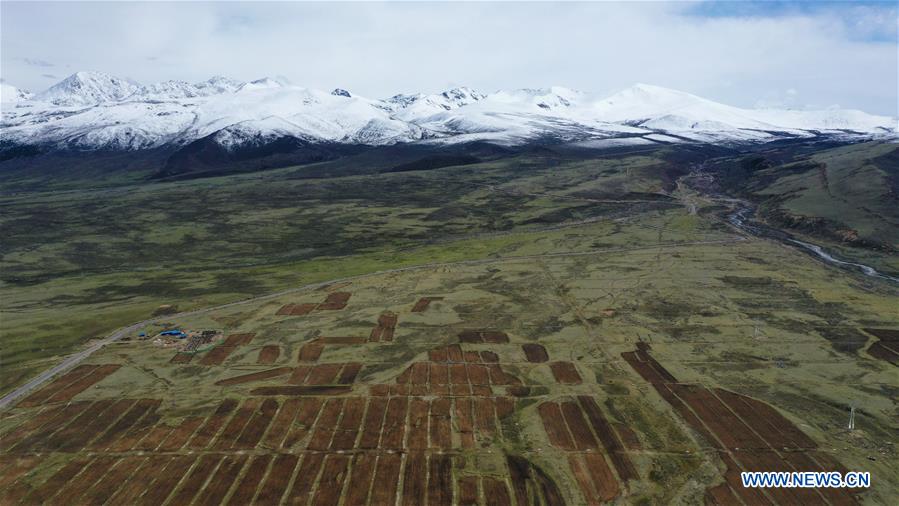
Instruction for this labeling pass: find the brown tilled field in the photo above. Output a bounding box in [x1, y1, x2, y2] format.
[369, 312, 398, 342]
[412, 296, 444, 313]
[1, 290, 615, 505]
[17, 365, 120, 408]
[862, 328, 899, 364]
[257, 345, 281, 365]
[0, 337, 872, 505]
[276, 292, 353, 316]
[2, 254, 893, 506]
[623, 343, 863, 505]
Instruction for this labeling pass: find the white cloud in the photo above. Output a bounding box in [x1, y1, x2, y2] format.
[0, 1, 895, 115]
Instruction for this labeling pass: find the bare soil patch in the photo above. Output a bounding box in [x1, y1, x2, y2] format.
[257, 345, 280, 364]
[549, 361, 582, 384]
[522, 343, 549, 362]
[411, 296, 444, 312]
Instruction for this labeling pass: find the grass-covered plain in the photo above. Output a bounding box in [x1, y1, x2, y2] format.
[2, 202, 896, 503]
[1, 148, 677, 394]
[1, 140, 897, 503]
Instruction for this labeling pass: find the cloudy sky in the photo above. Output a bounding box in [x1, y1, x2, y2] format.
[1, 1, 896, 115]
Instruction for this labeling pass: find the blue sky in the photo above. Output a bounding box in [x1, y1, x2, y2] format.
[1, 1, 896, 115]
[684, 0, 897, 42]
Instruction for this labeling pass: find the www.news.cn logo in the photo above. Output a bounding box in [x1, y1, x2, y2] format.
[741, 471, 871, 489]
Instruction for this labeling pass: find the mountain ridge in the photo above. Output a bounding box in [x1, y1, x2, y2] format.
[2, 71, 895, 154]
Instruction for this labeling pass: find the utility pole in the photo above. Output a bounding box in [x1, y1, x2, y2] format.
[752, 323, 764, 339]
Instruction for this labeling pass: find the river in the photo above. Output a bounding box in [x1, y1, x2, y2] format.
[728, 207, 899, 284]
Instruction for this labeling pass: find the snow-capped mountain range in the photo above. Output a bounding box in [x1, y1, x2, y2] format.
[1, 71, 895, 152]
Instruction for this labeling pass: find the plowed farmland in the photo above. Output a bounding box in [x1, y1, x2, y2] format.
[2, 205, 897, 504]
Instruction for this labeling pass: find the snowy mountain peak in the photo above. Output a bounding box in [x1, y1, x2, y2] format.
[194, 76, 243, 95]
[387, 87, 484, 119]
[386, 93, 425, 107]
[36, 71, 142, 106]
[599, 83, 698, 104]
[139, 80, 200, 100]
[627, 82, 683, 94]
[238, 77, 290, 92]
[440, 87, 485, 103]
[591, 83, 729, 123]
[484, 86, 582, 112]
[0, 82, 32, 104]
[515, 86, 580, 97]
[2, 76, 894, 152]
[536, 86, 581, 108]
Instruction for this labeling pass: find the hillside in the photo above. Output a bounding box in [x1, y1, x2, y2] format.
[713, 141, 899, 273]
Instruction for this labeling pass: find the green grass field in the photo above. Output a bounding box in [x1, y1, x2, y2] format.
[1, 141, 897, 503]
[1, 149, 679, 394]
[2, 200, 895, 503]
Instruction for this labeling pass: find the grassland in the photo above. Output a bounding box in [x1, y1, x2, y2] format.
[1, 141, 897, 504]
[0, 148, 674, 395]
[1, 200, 896, 503]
